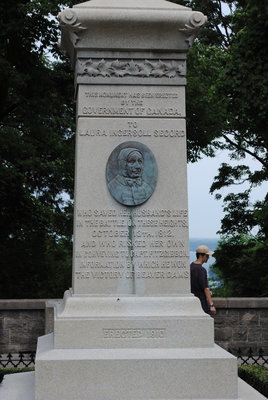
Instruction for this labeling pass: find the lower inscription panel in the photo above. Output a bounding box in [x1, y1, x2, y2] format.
[74, 208, 189, 295]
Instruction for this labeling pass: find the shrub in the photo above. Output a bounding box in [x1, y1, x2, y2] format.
[238, 365, 268, 398]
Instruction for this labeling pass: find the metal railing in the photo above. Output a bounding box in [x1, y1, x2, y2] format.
[229, 348, 268, 367]
[0, 351, 36, 368]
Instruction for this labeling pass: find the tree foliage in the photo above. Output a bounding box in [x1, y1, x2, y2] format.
[0, 0, 75, 298]
[174, 0, 268, 238]
[208, 0, 268, 240]
[211, 235, 268, 297]
[173, 0, 268, 296]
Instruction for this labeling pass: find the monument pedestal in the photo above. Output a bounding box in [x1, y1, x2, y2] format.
[52, 290, 214, 349]
[36, 333, 237, 400]
[35, 291, 238, 400]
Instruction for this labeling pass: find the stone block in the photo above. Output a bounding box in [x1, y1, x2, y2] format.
[225, 313, 240, 325]
[2, 372, 268, 400]
[0, 299, 46, 310]
[233, 341, 259, 354]
[259, 345, 268, 354]
[18, 310, 44, 326]
[240, 312, 259, 326]
[35, 334, 238, 400]
[215, 308, 228, 316]
[259, 309, 268, 318]
[262, 330, 268, 342]
[54, 293, 214, 349]
[214, 298, 229, 308]
[227, 309, 240, 318]
[223, 298, 267, 309]
[45, 302, 56, 334]
[28, 319, 44, 333]
[215, 312, 240, 327]
[0, 309, 45, 353]
[248, 327, 262, 342]
[3, 314, 28, 330]
[0, 329, 9, 346]
[259, 315, 268, 326]
[215, 327, 233, 341]
[214, 315, 227, 327]
[233, 326, 248, 341]
[226, 343, 239, 354]
[55, 315, 214, 349]
[10, 331, 36, 347]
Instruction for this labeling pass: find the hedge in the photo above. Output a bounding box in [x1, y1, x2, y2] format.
[238, 365, 268, 398]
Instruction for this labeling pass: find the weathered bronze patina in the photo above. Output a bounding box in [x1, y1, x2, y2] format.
[106, 141, 158, 206]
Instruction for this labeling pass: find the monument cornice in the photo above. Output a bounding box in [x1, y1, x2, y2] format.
[58, 0, 207, 65]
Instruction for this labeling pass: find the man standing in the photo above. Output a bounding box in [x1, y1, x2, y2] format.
[190, 245, 216, 315]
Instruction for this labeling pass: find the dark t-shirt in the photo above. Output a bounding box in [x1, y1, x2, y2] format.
[190, 262, 209, 313]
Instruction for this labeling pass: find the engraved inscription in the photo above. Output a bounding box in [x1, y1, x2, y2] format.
[103, 328, 166, 339]
[78, 120, 185, 139]
[81, 106, 181, 117]
[74, 208, 189, 282]
[78, 86, 185, 118]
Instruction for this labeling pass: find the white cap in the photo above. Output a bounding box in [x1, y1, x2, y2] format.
[196, 245, 214, 256]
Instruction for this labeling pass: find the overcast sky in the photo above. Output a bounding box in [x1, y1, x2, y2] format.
[187, 149, 267, 239]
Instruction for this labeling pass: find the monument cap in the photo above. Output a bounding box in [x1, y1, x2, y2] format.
[196, 245, 214, 256]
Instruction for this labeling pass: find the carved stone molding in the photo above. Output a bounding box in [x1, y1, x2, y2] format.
[77, 59, 185, 79]
[58, 10, 87, 45]
[58, 3, 207, 64]
[179, 12, 207, 45]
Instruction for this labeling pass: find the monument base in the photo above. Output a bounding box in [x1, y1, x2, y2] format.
[35, 333, 239, 400]
[1, 370, 267, 400]
[53, 291, 215, 349]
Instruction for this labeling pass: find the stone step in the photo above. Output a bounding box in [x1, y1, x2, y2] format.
[35, 333, 238, 400]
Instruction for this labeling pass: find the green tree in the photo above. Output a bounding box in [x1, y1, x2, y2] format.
[208, 0, 268, 239]
[175, 0, 268, 238]
[211, 235, 268, 297]
[173, 0, 268, 295]
[0, 0, 75, 298]
[208, 0, 268, 296]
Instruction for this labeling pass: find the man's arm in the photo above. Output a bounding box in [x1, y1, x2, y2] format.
[204, 287, 216, 315]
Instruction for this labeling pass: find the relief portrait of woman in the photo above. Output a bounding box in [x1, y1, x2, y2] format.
[106, 142, 158, 206]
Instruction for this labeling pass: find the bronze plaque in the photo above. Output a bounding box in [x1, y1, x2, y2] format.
[106, 141, 158, 206]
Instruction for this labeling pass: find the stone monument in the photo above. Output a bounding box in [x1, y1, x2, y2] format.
[32, 1, 254, 399]
[0, 2, 265, 399]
